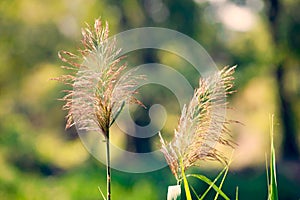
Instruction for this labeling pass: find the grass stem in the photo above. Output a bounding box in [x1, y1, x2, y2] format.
[106, 131, 111, 200]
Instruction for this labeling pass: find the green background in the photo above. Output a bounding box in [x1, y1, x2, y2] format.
[0, 0, 299, 199]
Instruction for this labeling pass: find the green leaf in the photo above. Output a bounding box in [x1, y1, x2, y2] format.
[268, 114, 278, 200]
[180, 159, 192, 200]
[98, 186, 107, 200]
[110, 101, 125, 127]
[198, 167, 227, 200]
[235, 187, 239, 200]
[190, 186, 201, 200]
[187, 174, 230, 200]
[214, 163, 229, 200]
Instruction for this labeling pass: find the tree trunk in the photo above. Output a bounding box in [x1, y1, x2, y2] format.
[267, 0, 299, 160]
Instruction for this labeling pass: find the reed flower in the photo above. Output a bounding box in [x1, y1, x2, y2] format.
[159, 66, 236, 182]
[54, 19, 142, 136]
[54, 18, 143, 200]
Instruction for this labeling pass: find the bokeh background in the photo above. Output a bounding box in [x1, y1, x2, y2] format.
[0, 0, 299, 199]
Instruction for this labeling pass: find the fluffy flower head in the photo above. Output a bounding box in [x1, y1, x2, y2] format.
[55, 19, 142, 136]
[159, 66, 236, 181]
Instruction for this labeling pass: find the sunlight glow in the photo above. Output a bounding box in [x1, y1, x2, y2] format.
[217, 3, 256, 32]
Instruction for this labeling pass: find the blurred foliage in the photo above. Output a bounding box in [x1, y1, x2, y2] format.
[0, 0, 299, 199]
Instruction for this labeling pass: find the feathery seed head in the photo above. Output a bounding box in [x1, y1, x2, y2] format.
[55, 19, 142, 137]
[159, 66, 236, 181]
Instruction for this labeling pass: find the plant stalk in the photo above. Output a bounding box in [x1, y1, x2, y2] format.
[180, 158, 192, 200]
[106, 130, 111, 200]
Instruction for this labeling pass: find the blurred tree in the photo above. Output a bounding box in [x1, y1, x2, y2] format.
[266, 0, 299, 160]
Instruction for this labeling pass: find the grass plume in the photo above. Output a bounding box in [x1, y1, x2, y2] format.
[54, 18, 143, 200]
[159, 66, 237, 182]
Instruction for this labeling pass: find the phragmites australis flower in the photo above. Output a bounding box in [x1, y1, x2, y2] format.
[54, 18, 145, 200]
[54, 19, 142, 137]
[159, 66, 237, 181]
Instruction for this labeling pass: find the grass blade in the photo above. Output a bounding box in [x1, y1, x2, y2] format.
[265, 153, 270, 196]
[110, 101, 125, 126]
[191, 185, 201, 200]
[198, 167, 227, 200]
[268, 115, 278, 200]
[180, 159, 192, 200]
[214, 164, 229, 200]
[187, 174, 230, 200]
[98, 186, 107, 200]
[235, 186, 239, 200]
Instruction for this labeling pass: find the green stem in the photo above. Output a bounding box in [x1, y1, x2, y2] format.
[106, 131, 111, 200]
[180, 158, 192, 200]
[213, 164, 228, 200]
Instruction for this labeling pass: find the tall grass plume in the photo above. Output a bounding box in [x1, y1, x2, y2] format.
[159, 66, 237, 199]
[54, 18, 143, 200]
[160, 66, 236, 181]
